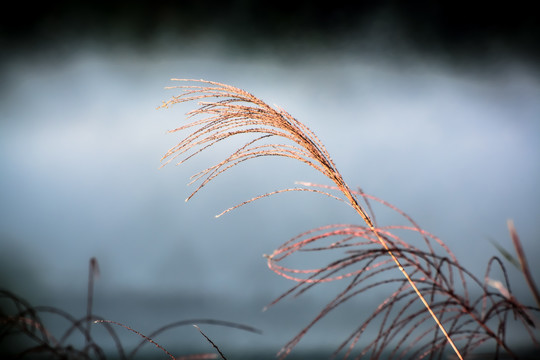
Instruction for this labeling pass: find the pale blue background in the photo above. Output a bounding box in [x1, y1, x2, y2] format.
[1, 40, 539, 355]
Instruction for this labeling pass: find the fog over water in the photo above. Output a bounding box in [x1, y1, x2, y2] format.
[1, 4, 540, 357]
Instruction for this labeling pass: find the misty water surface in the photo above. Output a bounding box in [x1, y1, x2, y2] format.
[1, 44, 539, 354]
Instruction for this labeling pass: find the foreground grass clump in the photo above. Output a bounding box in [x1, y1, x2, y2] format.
[0, 257, 260, 360]
[159, 79, 539, 359]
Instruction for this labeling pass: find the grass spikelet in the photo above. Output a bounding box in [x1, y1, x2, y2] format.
[159, 79, 359, 211]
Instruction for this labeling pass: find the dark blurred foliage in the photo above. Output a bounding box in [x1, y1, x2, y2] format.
[1, 0, 539, 66]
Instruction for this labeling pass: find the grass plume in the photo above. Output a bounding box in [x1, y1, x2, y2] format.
[159, 79, 483, 358]
[160, 79, 539, 358]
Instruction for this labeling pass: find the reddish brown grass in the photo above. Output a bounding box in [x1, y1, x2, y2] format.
[160, 79, 539, 359]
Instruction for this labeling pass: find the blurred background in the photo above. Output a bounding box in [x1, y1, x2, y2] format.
[1, 1, 539, 358]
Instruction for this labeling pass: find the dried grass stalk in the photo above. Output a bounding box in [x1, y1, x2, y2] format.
[159, 79, 464, 358]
